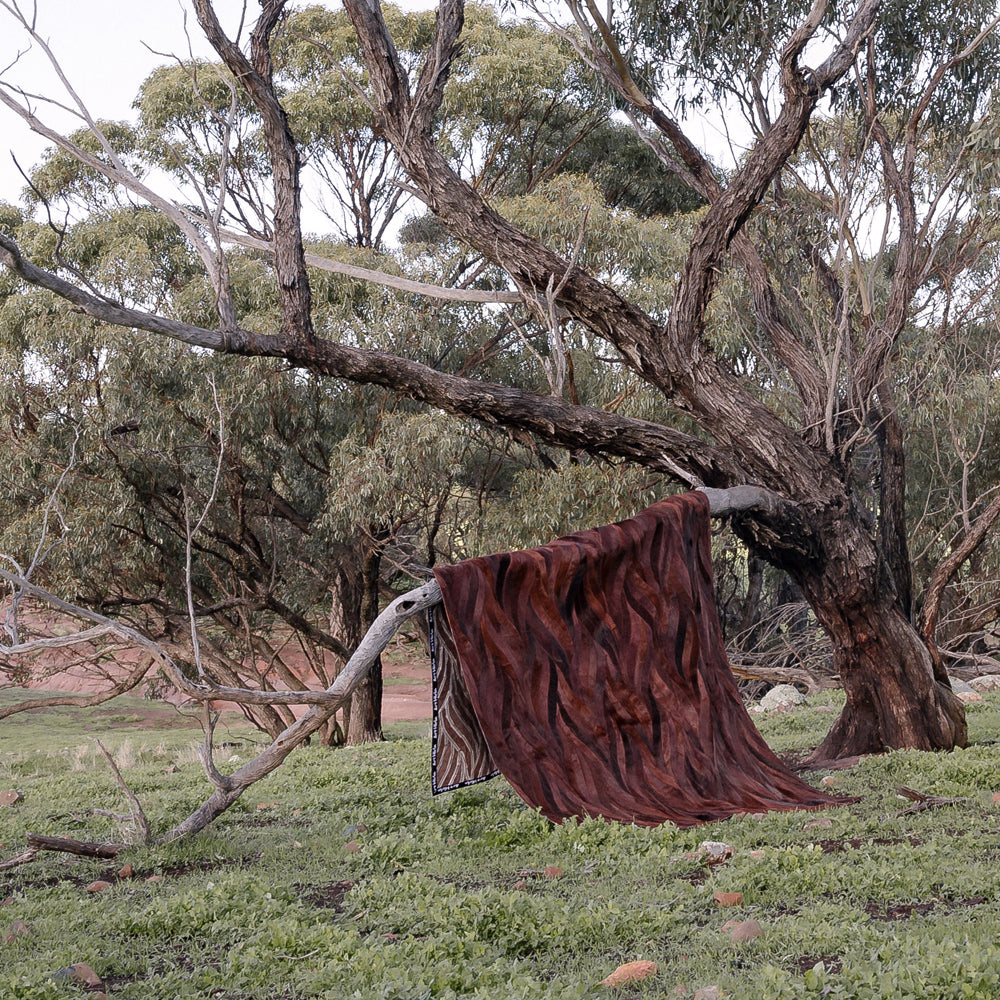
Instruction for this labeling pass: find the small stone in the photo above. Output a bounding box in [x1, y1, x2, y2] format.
[759, 684, 807, 711]
[804, 817, 833, 830]
[819, 775, 839, 787]
[344, 840, 361, 853]
[86, 881, 112, 893]
[163, 765, 180, 774]
[970, 675, 1000, 693]
[52, 963, 104, 989]
[356, 824, 368, 833]
[697, 841, 734, 864]
[2, 920, 30, 944]
[543, 866, 563, 879]
[958, 691, 983, 703]
[713, 891, 743, 907]
[1, 897, 13, 908]
[693, 987, 722, 1000]
[145, 875, 164, 883]
[727, 919, 762, 943]
[0, 790, 23, 807]
[601, 960, 659, 988]
[381, 932, 400, 940]
[991, 792, 1000, 805]
[512, 879, 529, 889]
[117, 863, 134, 879]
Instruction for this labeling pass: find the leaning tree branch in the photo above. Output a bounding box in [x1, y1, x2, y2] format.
[0, 231, 741, 487]
[919, 490, 1000, 647]
[194, 0, 313, 344]
[342, 0, 868, 493]
[548, 0, 829, 434]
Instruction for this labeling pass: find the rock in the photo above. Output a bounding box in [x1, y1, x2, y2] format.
[727, 919, 762, 943]
[145, 875, 164, 883]
[2, 920, 30, 944]
[991, 792, 1000, 805]
[694, 987, 723, 1000]
[1, 897, 13, 908]
[949, 678, 975, 693]
[86, 881, 112, 893]
[748, 850, 766, 860]
[697, 841, 734, 864]
[163, 764, 180, 774]
[601, 960, 658, 988]
[970, 675, 1000, 693]
[544, 866, 564, 879]
[819, 775, 839, 787]
[803, 817, 833, 830]
[713, 891, 743, 907]
[0, 790, 23, 807]
[52, 963, 104, 989]
[512, 879, 529, 890]
[958, 691, 983, 703]
[117, 863, 134, 879]
[759, 685, 807, 711]
[344, 840, 361, 853]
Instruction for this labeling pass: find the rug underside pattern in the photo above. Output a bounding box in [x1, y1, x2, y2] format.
[430, 491, 839, 827]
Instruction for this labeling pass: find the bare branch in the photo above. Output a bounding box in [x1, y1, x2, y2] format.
[94, 740, 152, 846]
[219, 227, 522, 303]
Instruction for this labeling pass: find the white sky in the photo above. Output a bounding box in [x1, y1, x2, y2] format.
[0, 1, 266, 205]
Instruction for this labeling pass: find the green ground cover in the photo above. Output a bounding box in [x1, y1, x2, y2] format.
[3, 692, 1000, 998]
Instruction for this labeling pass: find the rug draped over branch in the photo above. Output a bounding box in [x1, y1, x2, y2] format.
[430, 491, 838, 827]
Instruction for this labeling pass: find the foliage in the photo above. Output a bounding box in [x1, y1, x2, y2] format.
[6, 694, 1000, 997]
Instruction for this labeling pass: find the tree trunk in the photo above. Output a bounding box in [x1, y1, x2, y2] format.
[346, 527, 387, 744]
[788, 511, 967, 762]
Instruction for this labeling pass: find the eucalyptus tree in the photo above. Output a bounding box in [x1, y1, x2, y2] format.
[0, 211, 514, 742]
[1, 0, 999, 763]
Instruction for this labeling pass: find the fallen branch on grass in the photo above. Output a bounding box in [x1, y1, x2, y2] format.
[894, 785, 970, 815]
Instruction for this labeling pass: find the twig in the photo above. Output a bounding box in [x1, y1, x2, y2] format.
[0, 849, 38, 870]
[94, 740, 152, 845]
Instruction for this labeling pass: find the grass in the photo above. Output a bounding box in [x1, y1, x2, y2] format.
[3, 691, 1000, 998]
